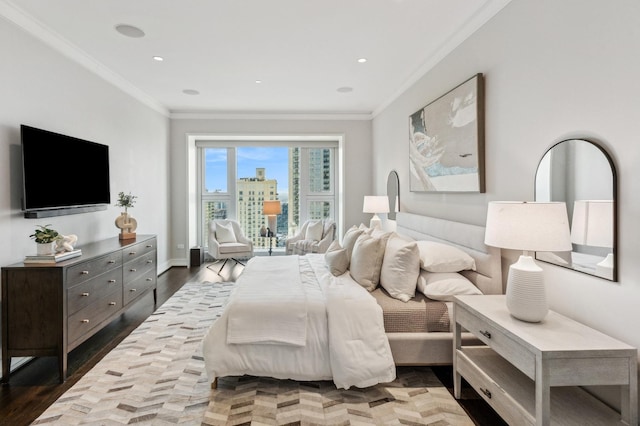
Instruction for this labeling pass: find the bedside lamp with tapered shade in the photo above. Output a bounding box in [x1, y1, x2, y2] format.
[484, 201, 572, 322]
[363, 196, 389, 229]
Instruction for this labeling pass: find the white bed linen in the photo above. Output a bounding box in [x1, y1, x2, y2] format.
[202, 254, 396, 389]
[226, 256, 307, 346]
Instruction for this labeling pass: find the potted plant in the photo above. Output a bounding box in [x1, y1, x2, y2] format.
[115, 191, 138, 240]
[115, 191, 138, 213]
[30, 224, 62, 255]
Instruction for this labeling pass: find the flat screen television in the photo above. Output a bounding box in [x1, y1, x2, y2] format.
[21, 125, 111, 217]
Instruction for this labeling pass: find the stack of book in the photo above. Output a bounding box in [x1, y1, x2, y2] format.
[24, 249, 82, 264]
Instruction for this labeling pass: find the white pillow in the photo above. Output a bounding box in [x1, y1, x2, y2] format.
[416, 270, 482, 301]
[349, 233, 390, 291]
[342, 226, 365, 259]
[416, 241, 476, 272]
[305, 220, 324, 241]
[324, 240, 349, 276]
[379, 234, 420, 302]
[215, 222, 237, 244]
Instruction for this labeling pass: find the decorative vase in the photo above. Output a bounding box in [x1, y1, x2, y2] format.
[36, 242, 57, 255]
[115, 211, 138, 240]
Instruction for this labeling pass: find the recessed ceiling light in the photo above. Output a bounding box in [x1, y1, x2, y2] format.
[152, 56, 164, 62]
[357, 58, 367, 63]
[255, 80, 262, 84]
[337, 86, 353, 93]
[183, 89, 200, 95]
[115, 24, 145, 38]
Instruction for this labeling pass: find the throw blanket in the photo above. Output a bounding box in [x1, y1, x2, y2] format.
[202, 254, 395, 389]
[226, 256, 307, 346]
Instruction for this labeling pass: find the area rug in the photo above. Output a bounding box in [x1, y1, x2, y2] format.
[32, 281, 473, 425]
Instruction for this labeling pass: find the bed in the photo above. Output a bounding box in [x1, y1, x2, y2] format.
[201, 211, 503, 389]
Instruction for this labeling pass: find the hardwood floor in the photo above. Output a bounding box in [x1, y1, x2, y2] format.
[0, 261, 504, 426]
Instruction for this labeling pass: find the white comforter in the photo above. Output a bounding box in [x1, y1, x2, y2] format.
[202, 254, 396, 389]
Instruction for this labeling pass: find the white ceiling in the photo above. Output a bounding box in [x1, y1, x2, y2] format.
[2, 0, 510, 117]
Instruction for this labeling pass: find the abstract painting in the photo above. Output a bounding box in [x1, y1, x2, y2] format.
[409, 73, 485, 192]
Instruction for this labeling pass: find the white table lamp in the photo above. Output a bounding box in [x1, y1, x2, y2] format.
[485, 201, 572, 322]
[571, 200, 614, 278]
[363, 196, 389, 229]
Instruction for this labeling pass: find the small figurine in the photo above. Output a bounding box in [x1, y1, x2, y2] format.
[56, 234, 78, 253]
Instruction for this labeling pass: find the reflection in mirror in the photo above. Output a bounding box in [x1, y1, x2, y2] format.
[386, 170, 399, 221]
[535, 139, 617, 280]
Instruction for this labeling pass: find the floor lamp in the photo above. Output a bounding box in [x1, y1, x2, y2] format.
[263, 200, 281, 256]
[484, 201, 572, 322]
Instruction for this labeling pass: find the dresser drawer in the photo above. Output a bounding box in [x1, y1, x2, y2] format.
[123, 239, 156, 263]
[123, 251, 156, 284]
[124, 269, 156, 305]
[67, 268, 122, 315]
[456, 305, 535, 379]
[68, 289, 123, 345]
[67, 252, 122, 287]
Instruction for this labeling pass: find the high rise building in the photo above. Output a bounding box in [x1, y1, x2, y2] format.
[237, 168, 278, 249]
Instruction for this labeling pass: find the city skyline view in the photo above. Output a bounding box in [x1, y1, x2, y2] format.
[205, 147, 289, 200]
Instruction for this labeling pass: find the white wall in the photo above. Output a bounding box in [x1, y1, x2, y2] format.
[372, 0, 640, 409]
[168, 117, 373, 261]
[0, 18, 171, 270]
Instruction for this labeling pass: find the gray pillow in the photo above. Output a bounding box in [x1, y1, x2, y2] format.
[324, 241, 349, 276]
[349, 233, 390, 291]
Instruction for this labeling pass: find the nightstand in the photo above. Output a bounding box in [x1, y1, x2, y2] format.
[453, 295, 637, 426]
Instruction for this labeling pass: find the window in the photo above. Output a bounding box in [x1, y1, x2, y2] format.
[196, 142, 338, 252]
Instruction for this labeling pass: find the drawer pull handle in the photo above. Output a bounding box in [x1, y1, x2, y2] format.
[146, 278, 153, 281]
[130, 268, 137, 272]
[146, 260, 153, 264]
[108, 260, 116, 264]
[108, 279, 116, 283]
[81, 271, 89, 275]
[480, 330, 492, 339]
[81, 292, 90, 297]
[480, 388, 492, 399]
[146, 244, 152, 248]
[130, 288, 137, 292]
[108, 301, 116, 306]
[129, 251, 136, 255]
[81, 319, 90, 323]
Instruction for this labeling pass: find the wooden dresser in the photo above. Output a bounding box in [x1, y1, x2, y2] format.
[453, 295, 637, 426]
[1, 235, 157, 383]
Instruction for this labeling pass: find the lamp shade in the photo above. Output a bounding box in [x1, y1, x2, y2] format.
[485, 201, 572, 252]
[263, 200, 281, 215]
[571, 200, 613, 248]
[363, 196, 390, 214]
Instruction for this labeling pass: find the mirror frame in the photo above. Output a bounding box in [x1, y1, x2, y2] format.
[534, 138, 618, 281]
[387, 170, 400, 220]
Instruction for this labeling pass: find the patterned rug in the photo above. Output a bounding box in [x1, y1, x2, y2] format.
[32, 282, 473, 425]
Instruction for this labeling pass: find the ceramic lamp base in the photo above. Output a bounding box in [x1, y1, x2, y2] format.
[506, 255, 548, 323]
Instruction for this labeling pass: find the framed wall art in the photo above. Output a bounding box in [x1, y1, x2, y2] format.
[409, 73, 485, 193]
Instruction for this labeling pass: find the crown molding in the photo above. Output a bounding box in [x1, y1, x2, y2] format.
[0, 0, 169, 117]
[372, 0, 512, 117]
[169, 111, 373, 121]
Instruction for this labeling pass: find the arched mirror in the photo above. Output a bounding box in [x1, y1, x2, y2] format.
[387, 170, 400, 220]
[535, 139, 617, 281]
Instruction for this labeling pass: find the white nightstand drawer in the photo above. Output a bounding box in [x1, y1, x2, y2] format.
[457, 348, 534, 426]
[456, 304, 535, 379]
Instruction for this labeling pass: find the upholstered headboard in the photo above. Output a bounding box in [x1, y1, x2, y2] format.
[395, 212, 503, 295]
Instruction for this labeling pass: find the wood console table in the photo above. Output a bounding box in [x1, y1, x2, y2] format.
[454, 295, 637, 425]
[1, 235, 157, 383]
